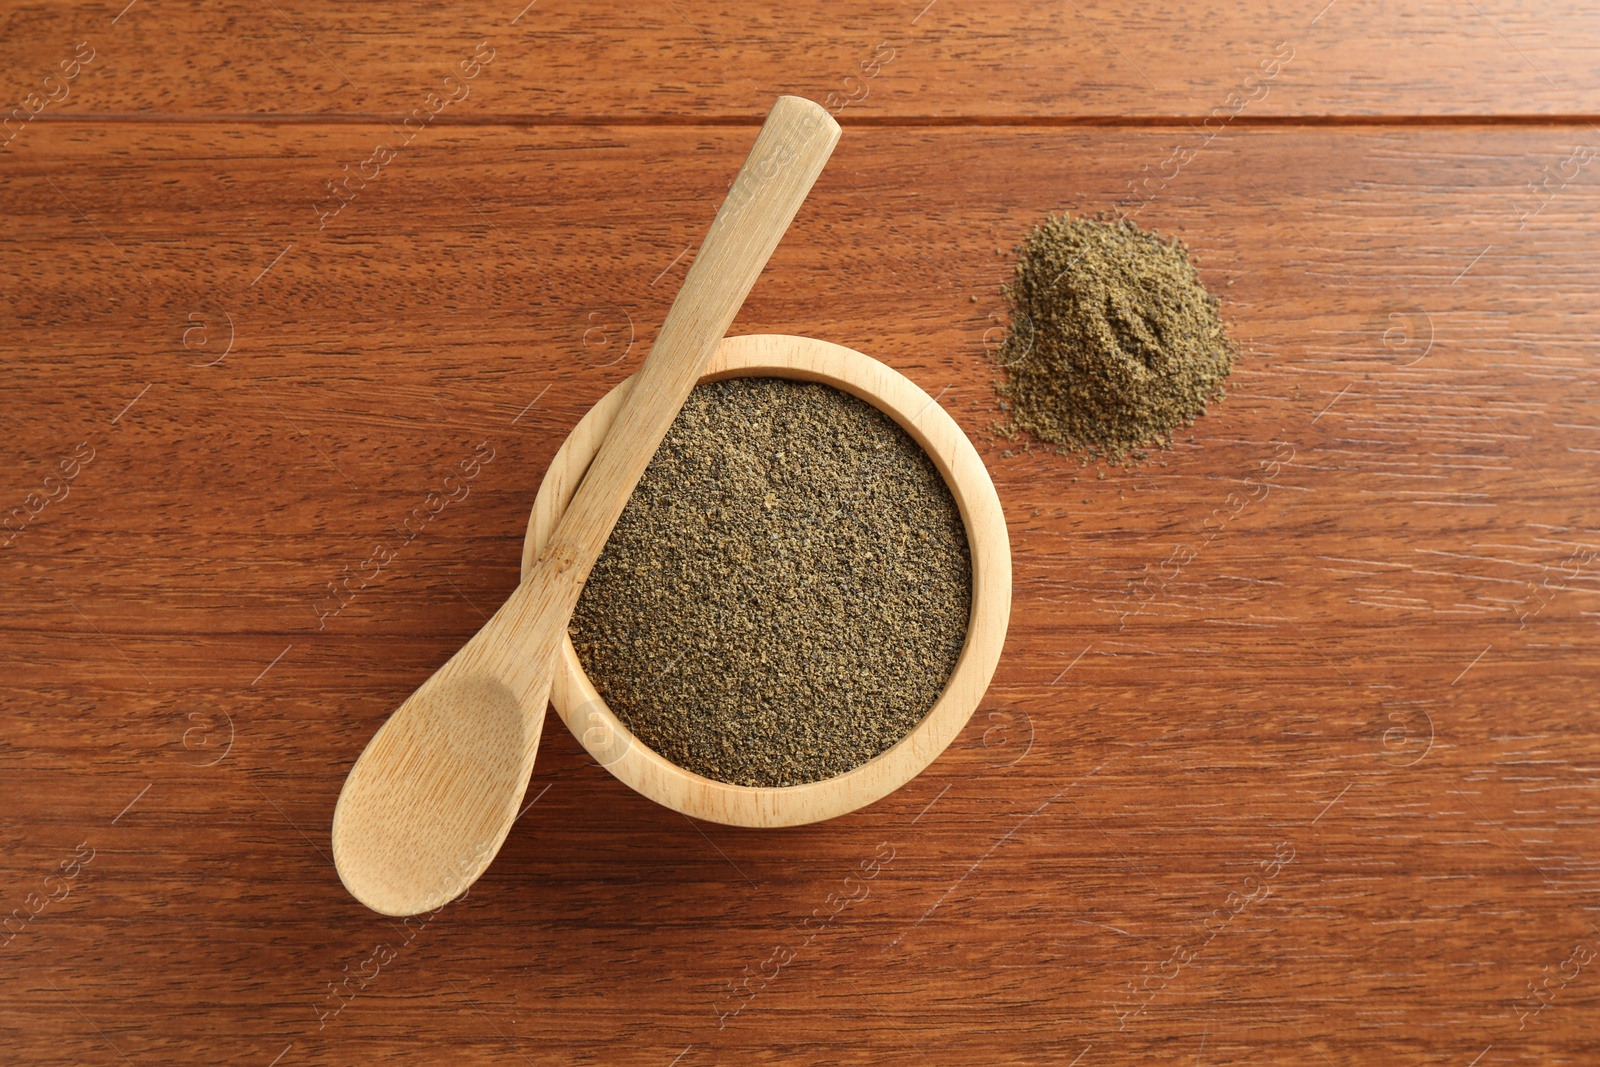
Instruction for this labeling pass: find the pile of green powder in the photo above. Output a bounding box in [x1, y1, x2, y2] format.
[993, 214, 1236, 459]
[569, 377, 972, 788]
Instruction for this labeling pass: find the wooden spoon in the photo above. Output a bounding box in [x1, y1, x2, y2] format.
[331, 96, 841, 916]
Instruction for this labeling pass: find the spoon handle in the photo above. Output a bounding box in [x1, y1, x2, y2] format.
[538, 97, 840, 588]
[487, 96, 840, 718]
[486, 97, 840, 706]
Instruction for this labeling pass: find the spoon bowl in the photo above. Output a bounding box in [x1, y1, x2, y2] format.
[333, 672, 530, 914]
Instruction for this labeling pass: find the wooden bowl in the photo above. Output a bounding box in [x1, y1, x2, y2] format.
[522, 333, 1010, 827]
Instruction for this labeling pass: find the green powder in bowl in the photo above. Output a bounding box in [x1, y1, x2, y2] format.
[568, 376, 972, 788]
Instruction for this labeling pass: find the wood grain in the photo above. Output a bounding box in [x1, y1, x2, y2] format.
[3, 4, 1599, 1064]
[2, 1, 1600, 120]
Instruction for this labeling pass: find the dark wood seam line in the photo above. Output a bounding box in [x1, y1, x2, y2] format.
[24, 113, 1600, 128]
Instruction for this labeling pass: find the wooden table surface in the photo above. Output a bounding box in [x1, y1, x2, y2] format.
[4, 3, 1599, 1064]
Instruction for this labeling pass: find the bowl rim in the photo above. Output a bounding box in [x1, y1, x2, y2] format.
[522, 333, 1011, 827]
